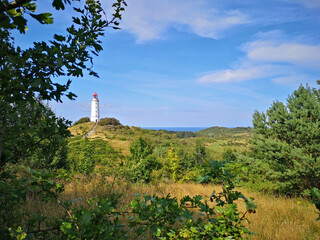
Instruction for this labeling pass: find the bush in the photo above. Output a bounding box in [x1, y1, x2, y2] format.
[128, 156, 160, 183]
[98, 118, 121, 126]
[130, 137, 154, 161]
[73, 117, 90, 125]
[67, 138, 122, 175]
[1, 168, 126, 240]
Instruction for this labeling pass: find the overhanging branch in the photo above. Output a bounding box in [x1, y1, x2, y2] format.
[0, 0, 31, 13]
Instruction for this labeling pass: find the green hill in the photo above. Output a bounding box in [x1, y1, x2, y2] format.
[196, 126, 252, 139]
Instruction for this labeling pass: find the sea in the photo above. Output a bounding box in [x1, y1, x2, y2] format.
[142, 127, 208, 132]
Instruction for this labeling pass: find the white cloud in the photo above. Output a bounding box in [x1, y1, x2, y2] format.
[197, 66, 268, 83]
[121, 0, 248, 42]
[272, 75, 310, 85]
[197, 30, 319, 85]
[245, 41, 320, 68]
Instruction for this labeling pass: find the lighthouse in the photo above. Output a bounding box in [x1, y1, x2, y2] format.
[90, 92, 99, 122]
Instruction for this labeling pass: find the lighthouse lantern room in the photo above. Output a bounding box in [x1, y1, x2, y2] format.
[91, 92, 100, 122]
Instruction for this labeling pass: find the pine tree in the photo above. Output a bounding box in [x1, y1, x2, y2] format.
[251, 84, 320, 195]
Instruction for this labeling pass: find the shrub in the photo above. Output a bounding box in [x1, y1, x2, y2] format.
[128, 156, 160, 183]
[98, 118, 121, 126]
[73, 117, 90, 125]
[67, 138, 122, 174]
[130, 137, 154, 161]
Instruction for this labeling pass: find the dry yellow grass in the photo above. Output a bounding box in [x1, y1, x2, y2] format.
[245, 190, 320, 240]
[87, 125, 132, 155]
[69, 122, 95, 136]
[107, 140, 131, 156]
[56, 176, 320, 240]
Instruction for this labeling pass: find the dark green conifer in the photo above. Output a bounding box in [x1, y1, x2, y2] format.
[251, 84, 320, 195]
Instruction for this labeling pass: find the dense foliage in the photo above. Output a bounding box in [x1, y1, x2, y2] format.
[130, 161, 257, 239]
[67, 138, 122, 174]
[0, 100, 70, 169]
[197, 127, 252, 138]
[159, 130, 197, 138]
[98, 117, 122, 126]
[73, 117, 90, 125]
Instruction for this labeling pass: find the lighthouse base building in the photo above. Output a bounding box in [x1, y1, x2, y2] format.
[91, 92, 100, 122]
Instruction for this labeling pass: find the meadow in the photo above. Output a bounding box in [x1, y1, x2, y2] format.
[61, 122, 320, 239]
[24, 173, 320, 240]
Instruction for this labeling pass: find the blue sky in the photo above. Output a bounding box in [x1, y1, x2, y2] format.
[14, 0, 320, 127]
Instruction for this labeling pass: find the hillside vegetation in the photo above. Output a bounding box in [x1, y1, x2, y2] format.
[69, 124, 249, 161]
[2, 83, 320, 240]
[196, 126, 252, 139]
[62, 115, 319, 239]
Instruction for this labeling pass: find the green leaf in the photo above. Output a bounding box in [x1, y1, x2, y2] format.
[245, 198, 257, 211]
[12, 16, 27, 33]
[196, 175, 207, 183]
[26, 3, 37, 12]
[52, 0, 65, 10]
[30, 13, 53, 24]
[0, 13, 14, 29]
[60, 222, 73, 234]
[79, 212, 91, 226]
[53, 34, 65, 42]
[150, 225, 162, 237]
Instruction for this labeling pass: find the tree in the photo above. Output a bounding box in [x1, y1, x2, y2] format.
[194, 139, 206, 164]
[128, 137, 158, 183]
[165, 147, 182, 182]
[250, 84, 320, 195]
[0, 0, 127, 166]
[2, 99, 70, 169]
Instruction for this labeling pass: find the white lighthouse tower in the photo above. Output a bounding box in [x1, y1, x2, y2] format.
[90, 92, 99, 122]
